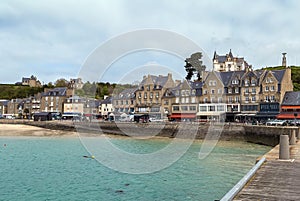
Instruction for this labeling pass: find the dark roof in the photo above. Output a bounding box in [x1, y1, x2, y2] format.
[272, 70, 286, 82]
[0, 100, 9, 106]
[139, 75, 169, 88]
[42, 87, 67, 96]
[282, 91, 300, 105]
[101, 96, 112, 104]
[219, 71, 234, 86]
[22, 77, 30, 82]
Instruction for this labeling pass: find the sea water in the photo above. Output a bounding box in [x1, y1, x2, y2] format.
[0, 136, 271, 201]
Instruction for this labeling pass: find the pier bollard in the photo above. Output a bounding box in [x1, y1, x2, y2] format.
[290, 130, 296, 145]
[279, 135, 290, 160]
[297, 128, 300, 140]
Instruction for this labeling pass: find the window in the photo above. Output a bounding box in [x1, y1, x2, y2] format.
[232, 79, 238, 84]
[235, 96, 240, 103]
[228, 97, 233, 103]
[218, 97, 223, 103]
[138, 93, 142, 99]
[271, 95, 275, 101]
[189, 106, 196, 111]
[173, 106, 179, 111]
[204, 90, 208, 95]
[211, 89, 215, 94]
[203, 98, 208, 103]
[251, 79, 256, 85]
[252, 96, 256, 102]
[156, 92, 159, 98]
[252, 88, 256, 94]
[265, 86, 269, 91]
[181, 106, 188, 111]
[150, 92, 153, 98]
[217, 105, 225, 112]
[181, 98, 185, 103]
[218, 89, 222, 94]
[191, 97, 196, 103]
[175, 97, 179, 103]
[270, 86, 275, 91]
[199, 106, 207, 112]
[228, 88, 232, 94]
[265, 96, 269, 102]
[211, 97, 215, 103]
[144, 92, 147, 99]
[185, 97, 189, 103]
[209, 106, 216, 111]
[245, 88, 249, 94]
[147, 85, 150, 91]
[191, 89, 196, 95]
[235, 88, 239, 93]
[245, 79, 249, 86]
[245, 96, 249, 102]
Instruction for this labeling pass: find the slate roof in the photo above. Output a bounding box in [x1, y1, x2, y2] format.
[114, 88, 137, 100]
[101, 96, 112, 104]
[139, 75, 169, 89]
[282, 91, 300, 106]
[42, 87, 67, 96]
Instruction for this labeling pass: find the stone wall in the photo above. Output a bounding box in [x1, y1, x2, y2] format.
[1, 119, 298, 146]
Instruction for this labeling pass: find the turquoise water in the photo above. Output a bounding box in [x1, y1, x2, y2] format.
[0, 137, 270, 201]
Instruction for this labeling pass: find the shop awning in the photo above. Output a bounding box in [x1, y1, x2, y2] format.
[277, 113, 300, 119]
[170, 114, 196, 119]
[281, 105, 300, 109]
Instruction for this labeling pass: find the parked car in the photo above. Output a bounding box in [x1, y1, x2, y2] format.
[149, 118, 164, 122]
[288, 120, 300, 126]
[266, 119, 288, 126]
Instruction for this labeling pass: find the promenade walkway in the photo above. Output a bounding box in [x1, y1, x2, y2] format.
[234, 140, 300, 200]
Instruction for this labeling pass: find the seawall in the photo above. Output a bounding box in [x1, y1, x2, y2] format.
[0, 119, 298, 146]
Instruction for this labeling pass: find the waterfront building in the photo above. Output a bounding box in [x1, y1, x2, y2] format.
[40, 87, 68, 113]
[99, 96, 113, 119]
[0, 100, 9, 115]
[163, 80, 202, 121]
[277, 91, 300, 120]
[113, 88, 137, 114]
[197, 71, 226, 121]
[7, 99, 23, 117]
[135, 73, 175, 119]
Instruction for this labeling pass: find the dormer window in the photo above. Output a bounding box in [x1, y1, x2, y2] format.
[245, 79, 249, 86]
[232, 79, 238, 84]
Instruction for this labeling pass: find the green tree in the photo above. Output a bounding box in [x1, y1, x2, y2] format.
[55, 78, 68, 87]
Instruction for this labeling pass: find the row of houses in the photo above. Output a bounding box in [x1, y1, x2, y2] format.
[0, 87, 113, 120]
[0, 51, 298, 122]
[112, 66, 294, 122]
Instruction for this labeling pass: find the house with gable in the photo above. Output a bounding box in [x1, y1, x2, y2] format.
[135, 73, 175, 119]
[197, 71, 226, 121]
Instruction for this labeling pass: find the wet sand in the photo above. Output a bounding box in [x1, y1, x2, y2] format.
[0, 124, 77, 137]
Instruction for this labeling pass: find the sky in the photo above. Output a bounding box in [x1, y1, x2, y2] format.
[0, 0, 300, 84]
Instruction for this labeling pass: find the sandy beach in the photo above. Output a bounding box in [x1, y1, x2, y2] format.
[0, 124, 77, 137]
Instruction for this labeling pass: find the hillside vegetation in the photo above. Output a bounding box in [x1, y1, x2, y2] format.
[0, 84, 44, 99]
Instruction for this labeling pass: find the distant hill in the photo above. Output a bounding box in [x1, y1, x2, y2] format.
[260, 66, 300, 91]
[0, 84, 44, 99]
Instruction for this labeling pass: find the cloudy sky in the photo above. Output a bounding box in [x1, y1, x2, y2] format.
[0, 0, 299, 84]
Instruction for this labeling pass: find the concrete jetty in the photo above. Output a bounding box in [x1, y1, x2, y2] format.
[234, 138, 300, 200]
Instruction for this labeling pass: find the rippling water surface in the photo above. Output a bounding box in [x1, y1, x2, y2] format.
[0, 136, 271, 201]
